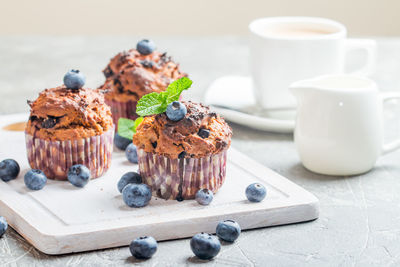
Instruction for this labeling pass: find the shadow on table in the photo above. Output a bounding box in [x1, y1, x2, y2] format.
[187, 256, 218, 264]
[287, 161, 400, 182]
[287, 163, 351, 182]
[125, 256, 149, 264]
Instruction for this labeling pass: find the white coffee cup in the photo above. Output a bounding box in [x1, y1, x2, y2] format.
[290, 74, 400, 176]
[249, 17, 376, 111]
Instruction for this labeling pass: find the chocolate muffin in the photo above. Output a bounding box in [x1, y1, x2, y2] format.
[132, 101, 232, 200]
[100, 40, 187, 128]
[25, 86, 114, 180]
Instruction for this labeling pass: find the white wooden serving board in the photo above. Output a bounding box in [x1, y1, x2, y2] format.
[0, 113, 319, 255]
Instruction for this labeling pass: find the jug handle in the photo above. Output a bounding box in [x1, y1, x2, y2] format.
[381, 92, 400, 155]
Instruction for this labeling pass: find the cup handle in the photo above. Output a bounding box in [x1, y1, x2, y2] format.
[345, 38, 376, 76]
[381, 92, 400, 154]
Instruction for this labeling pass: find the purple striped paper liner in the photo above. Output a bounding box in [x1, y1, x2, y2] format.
[137, 149, 228, 200]
[105, 99, 138, 131]
[25, 127, 114, 181]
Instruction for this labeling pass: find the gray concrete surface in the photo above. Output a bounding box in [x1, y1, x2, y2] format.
[1, 36, 400, 266]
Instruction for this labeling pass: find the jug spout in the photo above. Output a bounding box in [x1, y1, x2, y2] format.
[289, 79, 316, 99]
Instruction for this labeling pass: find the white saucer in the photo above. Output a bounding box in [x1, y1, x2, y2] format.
[205, 76, 295, 133]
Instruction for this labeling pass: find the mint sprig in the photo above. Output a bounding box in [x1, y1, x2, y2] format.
[136, 77, 192, 116]
[117, 77, 192, 140]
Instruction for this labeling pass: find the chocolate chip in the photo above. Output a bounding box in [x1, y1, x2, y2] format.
[127, 91, 139, 98]
[113, 78, 123, 93]
[29, 116, 37, 122]
[178, 151, 186, 159]
[216, 140, 228, 150]
[40, 115, 64, 129]
[41, 117, 58, 129]
[176, 196, 184, 202]
[140, 60, 154, 68]
[151, 141, 157, 149]
[103, 66, 113, 78]
[198, 128, 210, 139]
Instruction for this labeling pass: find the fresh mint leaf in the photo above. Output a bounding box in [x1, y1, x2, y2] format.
[118, 118, 135, 140]
[166, 77, 192, 102]
[159, 91, 169, 109]
[117, 117, 145, 140]
[134, 117, 144, 131]
[135, 77, 192, 117]
[136, 92, 167, 116]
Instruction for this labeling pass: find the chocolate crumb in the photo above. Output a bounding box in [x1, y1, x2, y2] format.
[140, 60, 154, 68]
[98, 89, 110, 94]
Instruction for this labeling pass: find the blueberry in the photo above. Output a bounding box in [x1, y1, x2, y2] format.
[114, 133, 132, 151]
[130, 236, 158, 259]
[190, 233, 221, 260]
[122, 184, 152, 208]
[166, 101, 187, 121]
[68, 164, 90, 188]
[63, 69, 86, 90]
[24, 169, 47, 190]
[195, 189, 213, 206]
[0, 159, 20, 182]
[125, 143, 138, 163]
[117, 172, 142, 193]
[245, 183, 266, 202]
[136, 39, 156, 55]
[0, 216, 7, 238]
[216, 220, 241, 242]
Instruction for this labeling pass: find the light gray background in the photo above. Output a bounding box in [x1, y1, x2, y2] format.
[1, 37, 400, 266]
[2, 0, 400, 36]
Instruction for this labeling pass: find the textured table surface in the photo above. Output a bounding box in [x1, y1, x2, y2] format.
[1, 36, 400, 267]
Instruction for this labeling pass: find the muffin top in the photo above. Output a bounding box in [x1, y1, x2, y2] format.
[101, 49, 187, 103]
[132, 101, 232, 159]
[25, 86, 113, 140]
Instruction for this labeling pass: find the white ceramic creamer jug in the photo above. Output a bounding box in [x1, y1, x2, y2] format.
[290, 74, 400, 176]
